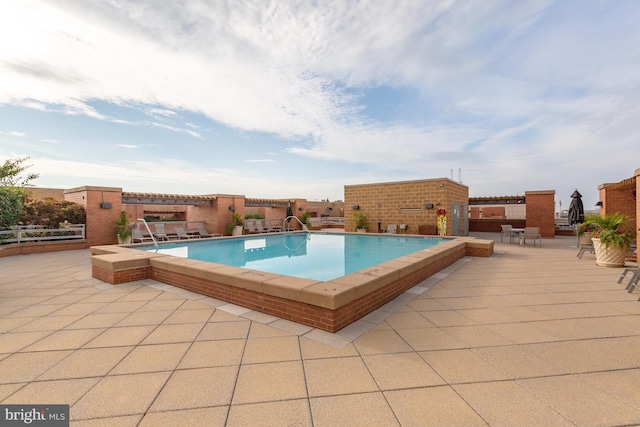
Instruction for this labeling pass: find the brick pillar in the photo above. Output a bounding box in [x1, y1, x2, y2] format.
[64, 186, 123, 246]
[215, 195, 245, 235]
[636, 168, 640, 238]
[525, 190, 555, 238]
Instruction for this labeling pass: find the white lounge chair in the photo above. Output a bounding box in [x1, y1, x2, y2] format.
[174, 226, 198, 239]
[384, 224, 397, 234]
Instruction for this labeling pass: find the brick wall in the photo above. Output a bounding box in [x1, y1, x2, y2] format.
[65, 186, 123, 246]
[344, 178, 469, 235]
[524, 190, 555, 237]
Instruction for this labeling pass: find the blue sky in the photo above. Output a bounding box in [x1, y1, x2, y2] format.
[1, 1, 639, 210]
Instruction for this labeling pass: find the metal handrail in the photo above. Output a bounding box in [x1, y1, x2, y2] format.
[283, 216, 309, 232]
[137, 218, 159, 251]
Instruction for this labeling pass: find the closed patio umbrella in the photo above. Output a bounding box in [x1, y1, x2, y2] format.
[568, 190, 584, 225]
[286, 201, 293, 223]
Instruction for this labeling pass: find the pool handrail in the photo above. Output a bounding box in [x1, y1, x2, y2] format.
[283, 215, 309, 232]
[137, 218, 159, 251]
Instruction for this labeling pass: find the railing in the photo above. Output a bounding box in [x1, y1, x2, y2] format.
[0, 224, 85, 244]
[309, 216, 344, 228]
[284, 216, 310, 232]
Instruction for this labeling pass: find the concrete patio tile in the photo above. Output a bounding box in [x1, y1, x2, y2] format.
[50, 302, 109, 316]
[3, 377, 100, 405]
[23, 328, 105, 351]
[150, 366, 238, 411]
[395, 327, 466, 351]
[454, 381, 575, 427]
[14, 314, 86, 332]
[440, 325, 514, 347]
[304, 357, 378, 397]
[162, 308, 214, 324]
[140, 407, 228, 427]
[0, 383, 26, 401]
[241, 310, 280, 324]
[493, 306, 555, 321]
[241, 336, 301, 364]
[0, 317, 33, 333]
[178, 339, 245, 369]
[111, 343, 190, 374]
[66, 415, 143, 427]
[485, 322, 561, 344]
[83, 325, 156, 348]
[196, 320, 250, 341]
[528, 317, 633, 340]
[523, 340, 617, 373]
[406, 297, 451, 311]
[577, 336, 640, 369]
[64, 312, 130, 329]
[353, 330, 413, 355]
[232, 361, 307, 404]
[384, 386, 487, 426]
[140, 323, 204, 344]
[227, 399, 311, 427]
[579, 369, 640, 410]
[0, 331, 51, 353]
[518, 375, 640, 426]
[384, 310, 435, 329]
[472, 345, 568, 379]
[115, 310, 173, 326]
[421, 349, 509, 384]
[38, 347, 133, 380]
[208, 309, 247, 322]
[420, 310, 477, 327]
[247, 322, 295, 338]
[310, 393, 399, 427]
[72, 372, 171, 420]
[267, 318, 314, 336]
[363, 352, 445, 390]
[137, 298, 186, 312]
[300, 337, 359, 360]
[0, 351, 72, 383]
[94, 300, 150, 314]
[434, 296, 489, 310]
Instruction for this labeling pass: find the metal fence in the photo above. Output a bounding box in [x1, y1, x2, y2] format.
[0, 225, 86, 244]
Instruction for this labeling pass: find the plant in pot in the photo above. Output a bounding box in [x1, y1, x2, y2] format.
[300, 212, 312, 229]
[585, 213, 635, 267]
[353, 212, 368, 233]
[113, 211, 133, 244]
[576, 215, 599, 246]
[227, 212, 244, 236]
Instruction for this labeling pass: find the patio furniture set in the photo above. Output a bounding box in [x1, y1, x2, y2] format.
[500, 224, 542, 247]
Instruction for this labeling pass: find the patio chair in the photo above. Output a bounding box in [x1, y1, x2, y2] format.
[500, 225, 513, 243]
[152, 223, 171, 241]
[132, 227, 154, 243]
[577, 240, 595, 259]
[255, 220, 268, 233]
[194, 223, 220, 238]
[618, 267, 640, 297]
[384, 224, 397, 234]
[519, 227, 542, 247]
[244, 220, 259, 234]
[174, 226, 199, 239]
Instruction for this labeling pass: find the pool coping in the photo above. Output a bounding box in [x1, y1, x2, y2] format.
[90, 232, 494, 332]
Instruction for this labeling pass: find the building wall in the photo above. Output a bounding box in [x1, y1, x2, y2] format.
[64, 186, 123, 246]
[524, 190, 555, 237]
[26, 187, 66, 200]
[344, 178, 469, 235]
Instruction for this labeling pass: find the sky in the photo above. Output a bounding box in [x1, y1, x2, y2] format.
[1, 1, 639, 210]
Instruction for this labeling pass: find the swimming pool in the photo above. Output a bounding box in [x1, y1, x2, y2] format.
[137, 233, 447, 281]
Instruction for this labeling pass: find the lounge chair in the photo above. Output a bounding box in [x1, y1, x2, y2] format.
[245, 220, 259, 234]
[174, 226, 199, 239]
[255, 220, 268, 233]
[132, 227, 154, 243]
[520, 227, 542, 247]
[384, 224, 397, 234]
[194, 223, 220, 238]
[152, 223, 170, 241]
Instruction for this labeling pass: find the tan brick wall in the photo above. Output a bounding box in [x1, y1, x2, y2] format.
[524, 190, 555, 237]
[480, 207, 505, 218]
[26, 187, 66, 200]
[344, 178, 469, 235]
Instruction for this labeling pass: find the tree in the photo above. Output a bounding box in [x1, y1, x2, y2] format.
[0, 157, 39, 230]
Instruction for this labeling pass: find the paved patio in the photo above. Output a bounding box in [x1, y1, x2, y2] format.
[1, 233, 639, 426]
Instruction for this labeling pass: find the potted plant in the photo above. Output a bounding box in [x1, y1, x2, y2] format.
[576, 215, 599, 246]
[585, 213, 635, 267]
[113, 211, 133, 244]
[227, 212, 244, 236]
[353, 212, 368, 233]
[300, 212, 312, 229]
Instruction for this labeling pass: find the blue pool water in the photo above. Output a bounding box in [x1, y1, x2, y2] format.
[138, 232, 447, 281]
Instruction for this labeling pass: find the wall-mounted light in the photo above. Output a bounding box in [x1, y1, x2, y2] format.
[298, 207, 304, 211]
[424, 203, 434, 209]
[595, 201, 603, 207]
[100, 202, 112, 209]
[439, 184, 444, 188]
[352, 205, 360, 210]
[229, 205, 236, 211]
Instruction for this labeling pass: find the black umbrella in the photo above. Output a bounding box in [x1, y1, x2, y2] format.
[286, 201, 293, 223]
[568, 190, 584, 225]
